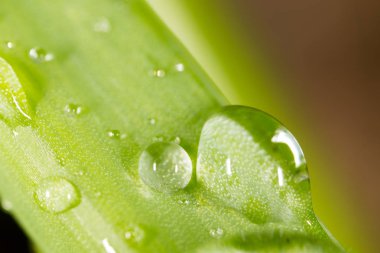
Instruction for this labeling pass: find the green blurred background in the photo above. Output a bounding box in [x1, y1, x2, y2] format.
[148, 1, 379, 252]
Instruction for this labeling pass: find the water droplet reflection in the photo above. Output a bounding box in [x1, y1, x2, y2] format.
[271, 128, 305, 168]
[277, 167, 284, 187]
[102, 238, 116, 253]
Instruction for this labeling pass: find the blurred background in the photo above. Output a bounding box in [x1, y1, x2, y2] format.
[1, 1, 378, 252]
[148, 0, 379, 252]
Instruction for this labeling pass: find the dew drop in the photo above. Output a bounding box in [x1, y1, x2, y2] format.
[178, 199, 190, 205]
[34, 177, 80, 213]
[209, 228, 224, 239]
[138, 142, 192, 192]
[225, 157, 232, 176]
[102, 238, 116, 253]
[152, 135, 164, 142]
[148, 118, 156, 125]
[29, 47, 54, 63]
[170, 136, 181, 145]
[107, 130, 120, 139]
[124, 224, 145, 244]
[3, 41, 15, 49]
[175, 63, 185, 72]
[93, 17, 111, 33]
[64, 103, 83, 115]
[57, 156, 66, 166]
[152, 69, 165, 78]
[1, 199, 13, 212]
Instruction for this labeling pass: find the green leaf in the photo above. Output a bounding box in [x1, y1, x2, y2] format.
[0, 0, 345, 252]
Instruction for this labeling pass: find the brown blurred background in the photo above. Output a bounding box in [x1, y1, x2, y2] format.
[228, 0, 380, 251]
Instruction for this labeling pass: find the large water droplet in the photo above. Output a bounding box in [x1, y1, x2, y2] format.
[124, 224, 145, 244]
[197, 106, 311, 223]
[0, 57, 32, 124]
[34, 177, 80, 213]
[29, 47, 54, 63]
[138, 142, 192, 192]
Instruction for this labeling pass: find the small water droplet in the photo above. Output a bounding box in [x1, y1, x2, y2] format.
[3, 41, 15, 49]
[29, 47, 54, 63]
[175, 63, 185, 72]
[277, 167, 285, 187]
[178, 199, 190, 205]
[64, 103, 83, 115]
[107, 130, 121, 139]
[152, 69, 165, 78]
[170, 136, 181, 144]
[152, 135, 164, 142]
[209, 228, 224, 239]
[293, 170, 309, 184]
[1, 199, 13, 212]
[124, 224, 145, 244]
[102, 238, 116, 253]
[138, 142, 192, 192]
[196, 106, 311, 223]
[57, 156, 66, 166]
[271, 128, 305, 168]
[34, 177, 80, 213]
[93, 17, 111, 33]
[148, 118, 156, 125]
